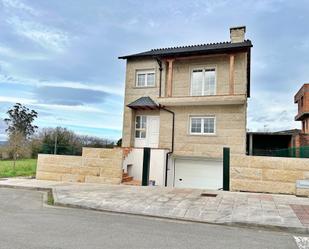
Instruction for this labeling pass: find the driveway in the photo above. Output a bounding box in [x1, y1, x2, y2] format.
[0, 188, 306, 249]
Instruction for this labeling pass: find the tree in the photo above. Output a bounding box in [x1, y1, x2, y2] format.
[3, 103, 38, 167]
[4, 103, 38, 138]
[116, 138, 122, 147]
[6, 131, 31, 171]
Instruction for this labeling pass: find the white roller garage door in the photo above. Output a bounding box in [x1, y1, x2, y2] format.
[174, 158, 223, 190]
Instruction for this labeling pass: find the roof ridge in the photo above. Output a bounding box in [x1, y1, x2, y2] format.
[150, 41, 233, 52]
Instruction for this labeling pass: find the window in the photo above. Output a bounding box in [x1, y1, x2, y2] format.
[135, 115, 146, 138]
[191, 68, 216, 96]
[190, 116, 215, 135]
[136, 70, 155, 87]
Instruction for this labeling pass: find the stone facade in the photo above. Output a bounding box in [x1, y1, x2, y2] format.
[122, 54, 248, 158]
[36, 147, 123, 184]
[231, 154, 309, 194]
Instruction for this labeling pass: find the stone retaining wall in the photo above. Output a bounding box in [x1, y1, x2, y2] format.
[231, 155, 309, 194]
[36, 147, 123, 184]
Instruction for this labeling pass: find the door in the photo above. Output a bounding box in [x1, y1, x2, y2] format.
[174, 158, 222, 189]
[146, 116, 160, 148]
[134, 115, 160, 148]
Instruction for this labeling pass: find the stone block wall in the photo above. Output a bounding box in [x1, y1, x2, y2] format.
[231, 155, 309, 194]
[36, 148, 123, 184]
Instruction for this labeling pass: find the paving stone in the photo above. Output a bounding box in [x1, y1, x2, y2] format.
[2, 178, 309, 231]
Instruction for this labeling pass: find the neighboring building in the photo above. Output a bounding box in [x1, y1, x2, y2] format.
[119, 26, 252, 189]
[246, 129, 301, 156]
[246, 84, 309, 157]
[294, 83, 309, 146]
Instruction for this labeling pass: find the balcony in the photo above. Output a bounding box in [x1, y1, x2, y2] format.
[157, 94, 247, 106]
[295, 111, 309, 121]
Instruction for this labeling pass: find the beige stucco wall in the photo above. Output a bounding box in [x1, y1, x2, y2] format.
[231, 154, 309, 194]
[122, 54, 248, 157]
[36, 147, 123, 184]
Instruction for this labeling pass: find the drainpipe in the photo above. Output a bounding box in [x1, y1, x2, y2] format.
[155, 57, 163, 97]
[160, 105, 175, 187]
[156, 56, 174, 186]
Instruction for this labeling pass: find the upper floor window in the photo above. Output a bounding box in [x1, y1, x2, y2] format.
[191, 68, 216, 96]
[136, 70, 155, 87]
[189, 116, 215, 135]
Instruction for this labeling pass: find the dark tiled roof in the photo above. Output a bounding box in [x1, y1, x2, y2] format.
[127, 96, 159, 110]
[119, 40, 252, 59]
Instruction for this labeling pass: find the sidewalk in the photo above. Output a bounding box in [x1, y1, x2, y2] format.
[0, 178, 309, 233]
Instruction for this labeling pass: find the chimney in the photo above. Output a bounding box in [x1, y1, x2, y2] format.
[230, 26, 246, 43]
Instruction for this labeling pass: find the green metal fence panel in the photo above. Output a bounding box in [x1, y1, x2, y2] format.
[253, 146, 309, 158]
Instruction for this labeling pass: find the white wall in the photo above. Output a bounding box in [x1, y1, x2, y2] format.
[123, 148, 168, 186]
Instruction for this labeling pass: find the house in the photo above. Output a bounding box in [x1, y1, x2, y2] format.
[294, 84, 309, 147]
[119, 26, 253, 189]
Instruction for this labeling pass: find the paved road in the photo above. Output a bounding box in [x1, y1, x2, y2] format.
[0, 188, 304, 249]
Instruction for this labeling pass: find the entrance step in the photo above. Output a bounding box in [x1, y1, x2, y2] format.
[122, 175, 134, 183]
[122, 180, 141, 186]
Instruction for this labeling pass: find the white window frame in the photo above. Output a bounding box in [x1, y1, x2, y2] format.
[190, 67, 216, 96]
[189, 116, 216, 135]
[135, 115, 147, 139]
[135, 69, 155, 87]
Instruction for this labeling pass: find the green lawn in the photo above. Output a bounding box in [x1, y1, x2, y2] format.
[0, 159, 37, 178]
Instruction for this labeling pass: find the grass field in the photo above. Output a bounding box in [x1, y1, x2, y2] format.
[0, 159, 37, 178]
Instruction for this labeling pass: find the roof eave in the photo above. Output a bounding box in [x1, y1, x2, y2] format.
[119, 42, 253, 60]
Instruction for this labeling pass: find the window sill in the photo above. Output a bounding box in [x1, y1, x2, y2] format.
[133, 86, 157, 89]
[188, 133, 217, 136]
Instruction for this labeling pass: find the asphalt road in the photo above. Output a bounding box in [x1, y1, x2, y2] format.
[0, 188, 303, 249]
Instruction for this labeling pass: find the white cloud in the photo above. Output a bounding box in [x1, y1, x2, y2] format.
[0, 73, 124, 97]
[40, 81, 124, 97]
[0, 44, 47, 60]
[0, 96, 36, 105]
[0, 134, 7, 141]
[247, 91, 300, 132]
[2, 0, 39, 16]
[0, 95, 110, 114]
[7, 17, 70, 52]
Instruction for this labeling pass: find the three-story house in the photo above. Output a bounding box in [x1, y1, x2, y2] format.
[119, 26, 252, 189]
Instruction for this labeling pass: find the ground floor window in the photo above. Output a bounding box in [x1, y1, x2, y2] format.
[189, 116, 215, 135]
[135, 115, 146, 138]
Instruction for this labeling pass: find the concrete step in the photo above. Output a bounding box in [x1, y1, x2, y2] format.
[122, 180, 141, 186]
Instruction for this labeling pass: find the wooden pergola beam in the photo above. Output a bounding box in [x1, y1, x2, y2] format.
[229, 54, 235, 95]
[166, 59, 175, 97]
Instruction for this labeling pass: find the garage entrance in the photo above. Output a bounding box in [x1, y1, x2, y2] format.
[174, 158, 223, 190]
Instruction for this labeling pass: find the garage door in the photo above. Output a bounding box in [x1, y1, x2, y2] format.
[174, 158, 223, 190]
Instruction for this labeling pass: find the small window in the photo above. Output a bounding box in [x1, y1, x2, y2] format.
[135, 115, 146, 138]
[191, 68, 216, 96]
[190, 116, 215, 135]
[136, 70, 155, 87]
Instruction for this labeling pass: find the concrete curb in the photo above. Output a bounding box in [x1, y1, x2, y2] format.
[1, 185, 308, 234]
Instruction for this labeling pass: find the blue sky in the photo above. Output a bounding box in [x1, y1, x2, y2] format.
[0, 0, 309, 141]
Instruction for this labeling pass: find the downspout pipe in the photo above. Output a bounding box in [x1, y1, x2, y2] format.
[155, 56, 174, 187]
[155, 57, 163, 97]
[160, 105, 175, 187]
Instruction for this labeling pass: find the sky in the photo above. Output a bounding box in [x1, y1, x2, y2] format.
[0, 0, 309, 141]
